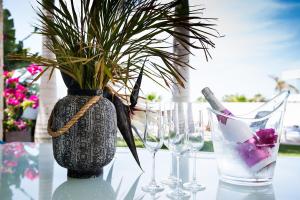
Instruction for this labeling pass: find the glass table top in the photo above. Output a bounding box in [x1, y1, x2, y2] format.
[0, 142, 300, 200]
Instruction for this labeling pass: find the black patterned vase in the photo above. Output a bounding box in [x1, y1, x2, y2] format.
[49, 89, 117, 178]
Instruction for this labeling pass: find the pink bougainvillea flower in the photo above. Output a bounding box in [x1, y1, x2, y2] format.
[13, 84, 28, 101]
[2, 143, 25, 159]
[3, 88, 15, 98]
[6, 77, 19, 85]
[15, 90, 26, 101]
[3, 70, 9, 77]
[14, 120, 27, 130]
[12, 143, 26, 158]
[29, 95, 39, 108]
[27, 64, 43, 75]
[7, 98, 20, 106]
[16, 84, 27, 93]
[4, 160, 18, 167]
[3, 70, 13, 78]
[24, 168, 39, 180]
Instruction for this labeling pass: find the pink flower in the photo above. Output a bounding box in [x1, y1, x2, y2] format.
[3, 88, 15, 98]
[3, 71, 12, 78]
[6, 77, 19, 85]
[13, 143, 26, 158]
[16, 84, 27, 93]
[15, 90, 26, 101]
[11, 84, 28, 101]
[27, 64, 42, 75]
[3, 71, 9, 77]
[7, 98, 20, 106]
[29, 95, 39, 108]
[4, 160, 18, 167]
[13, 142, 25, 152]
[14, 120, 27, 130]
[3, 143, 25, 158]
[24, 168, 39, 180]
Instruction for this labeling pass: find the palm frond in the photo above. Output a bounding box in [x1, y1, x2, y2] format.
[15, 0, 218, 92]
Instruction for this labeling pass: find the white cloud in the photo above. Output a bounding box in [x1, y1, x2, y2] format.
[183, 0, 300, 99]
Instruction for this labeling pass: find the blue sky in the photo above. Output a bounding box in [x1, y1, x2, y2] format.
[4, 0, 300, 99]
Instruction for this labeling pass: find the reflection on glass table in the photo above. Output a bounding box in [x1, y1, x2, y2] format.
[0, 143, 39, 200]
[1, 142, 300, 200]
[217, 181, 275, 200]
[52, 164, 142, 200]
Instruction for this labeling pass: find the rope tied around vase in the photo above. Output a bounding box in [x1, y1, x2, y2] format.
[47, 96, 102, 138]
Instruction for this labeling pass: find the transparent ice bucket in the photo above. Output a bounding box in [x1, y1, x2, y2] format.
[208, 91, 289, 186]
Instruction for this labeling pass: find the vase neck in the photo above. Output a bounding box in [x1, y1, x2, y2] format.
[67, 89, 103, 96]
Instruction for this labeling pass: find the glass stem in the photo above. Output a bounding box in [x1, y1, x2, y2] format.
[176, 154, 181, 193]
[193, 192, 197, 200]
[169, 151, 173, 177]
[151, 151, 157, 185]
[193, 150, 197, 182]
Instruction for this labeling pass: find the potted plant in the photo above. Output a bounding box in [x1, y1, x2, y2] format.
[3, 65, 41, 142]
[12, 0, 218, 178]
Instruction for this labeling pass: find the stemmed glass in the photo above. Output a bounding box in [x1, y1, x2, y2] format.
[183, 104, 205, 191]
[132, 102, 164, 193]
[161, 103, 177, 187]
[166, 102, 190, 199]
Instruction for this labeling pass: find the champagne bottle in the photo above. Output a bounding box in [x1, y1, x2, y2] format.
[202, 87, 275, 172]
[202, 87, 253, 142]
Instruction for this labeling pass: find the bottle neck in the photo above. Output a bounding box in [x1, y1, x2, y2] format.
[206, 95, 226, 111]
[202, 87, 226, 111]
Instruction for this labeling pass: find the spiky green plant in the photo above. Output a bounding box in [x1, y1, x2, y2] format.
[12, 0, 218, 168]
[19, 0, 217, 89]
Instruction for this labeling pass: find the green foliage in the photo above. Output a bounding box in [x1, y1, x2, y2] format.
[249, 93, 266, 102]
[15, 0, 218, 92]
[223, 94, 248, 102]
[223, 93, 266, 102]
[279, 144, 300, 157]
[146, 92, 161, 102]
[3, 9, 32, 70]
[196, 96, 207, 102]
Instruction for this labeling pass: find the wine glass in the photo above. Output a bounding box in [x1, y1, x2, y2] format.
[161, 103, 177, 187]
[132, 102, 164, 193]
[183, 104, 205, 191]
[166, 102, 190, 199]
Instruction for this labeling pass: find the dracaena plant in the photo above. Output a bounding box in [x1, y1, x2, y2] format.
[12, 0, 218, 168]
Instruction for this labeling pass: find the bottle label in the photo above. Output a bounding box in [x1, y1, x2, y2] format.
[219, 118, 255, 143]
[217, 109, 232, 124]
